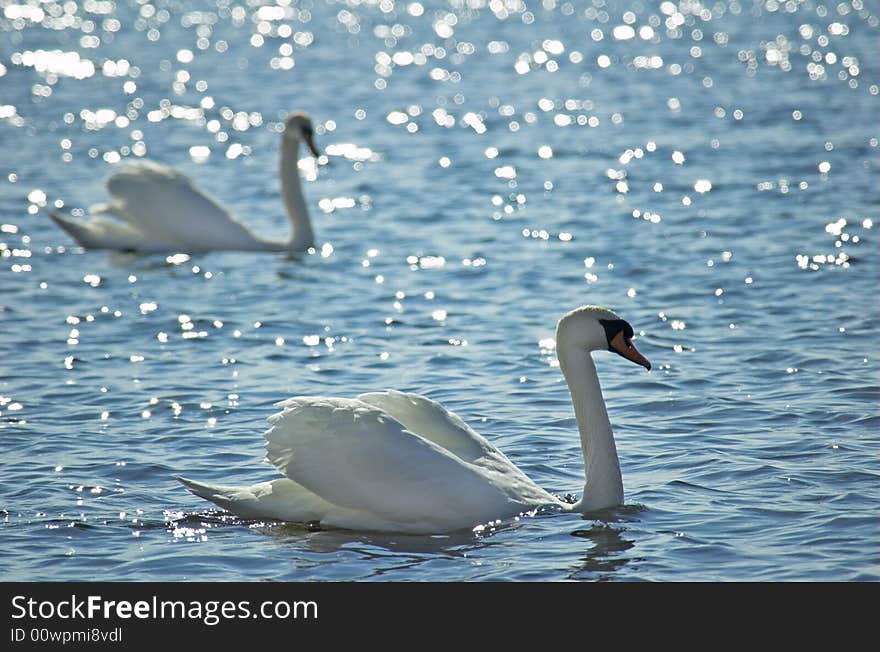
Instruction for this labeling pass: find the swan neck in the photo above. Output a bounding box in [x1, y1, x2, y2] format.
[557, 343, 623, 512]
[280, 136, 315, 251]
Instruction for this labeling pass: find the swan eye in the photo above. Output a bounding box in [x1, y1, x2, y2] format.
[599, 318, 632, 350]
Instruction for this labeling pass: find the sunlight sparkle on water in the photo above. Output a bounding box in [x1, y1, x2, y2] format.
[189, 146, 211, 162]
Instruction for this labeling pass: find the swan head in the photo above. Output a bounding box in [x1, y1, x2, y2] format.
[556, 305, 651, 370]
[283, 112, 320, 158]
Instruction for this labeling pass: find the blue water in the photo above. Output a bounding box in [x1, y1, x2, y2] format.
[1, 0, 878, 581]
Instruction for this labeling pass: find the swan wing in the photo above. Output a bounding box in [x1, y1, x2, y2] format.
[263, 397, 525, 530]
[356, 391, 553, 503]
[100, 160, 262, 249]
[356, 390, 494, 464]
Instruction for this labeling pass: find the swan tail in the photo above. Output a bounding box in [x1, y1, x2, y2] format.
[48, 210, 100, 248]
[175, 475, 331, 522]
[176, 476, 245, 509]
[49, 209, 152, 251]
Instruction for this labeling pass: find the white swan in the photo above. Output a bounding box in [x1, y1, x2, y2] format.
[48, 112, 319, 253]
[177, 306, 651, 534]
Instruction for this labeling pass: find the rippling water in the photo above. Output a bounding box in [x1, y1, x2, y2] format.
[2, 0, 878, 581]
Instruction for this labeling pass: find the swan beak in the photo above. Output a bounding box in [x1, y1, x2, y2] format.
[610, 331, 652, 371]
[304, 132, 320, 158]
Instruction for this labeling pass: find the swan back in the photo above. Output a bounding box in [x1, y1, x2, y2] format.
[356, 390, 490, 463]
[262, 396, 553, 532]
[100, 160, 265, 251]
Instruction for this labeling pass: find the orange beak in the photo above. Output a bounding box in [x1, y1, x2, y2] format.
[610, 331, 651, 370]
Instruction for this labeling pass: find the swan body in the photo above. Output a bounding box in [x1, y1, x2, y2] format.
[178, 306, 651, 534]
[48, 112, 319, 253]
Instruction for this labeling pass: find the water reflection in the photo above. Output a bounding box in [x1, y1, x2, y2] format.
[262, 522, 484, 559]
[566, 505, 645, 579]
[163, 503, 645, 580]
[165, 508, 540, 563]
[567, 523, 636, 579]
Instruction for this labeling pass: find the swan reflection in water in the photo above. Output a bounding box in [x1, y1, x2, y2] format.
[163, 510, 504, 570]
[165, 502, 640, 579]
[262, 522, 487, 558]
[567, 505, 644, 578]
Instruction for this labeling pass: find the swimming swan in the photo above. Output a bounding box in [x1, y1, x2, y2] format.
[48, 112, 319, 253]
[177, 306, 651, 534]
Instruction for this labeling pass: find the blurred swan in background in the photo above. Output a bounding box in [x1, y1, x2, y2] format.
[48, 112, 320, 253]
[177, 306, 652, 534]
